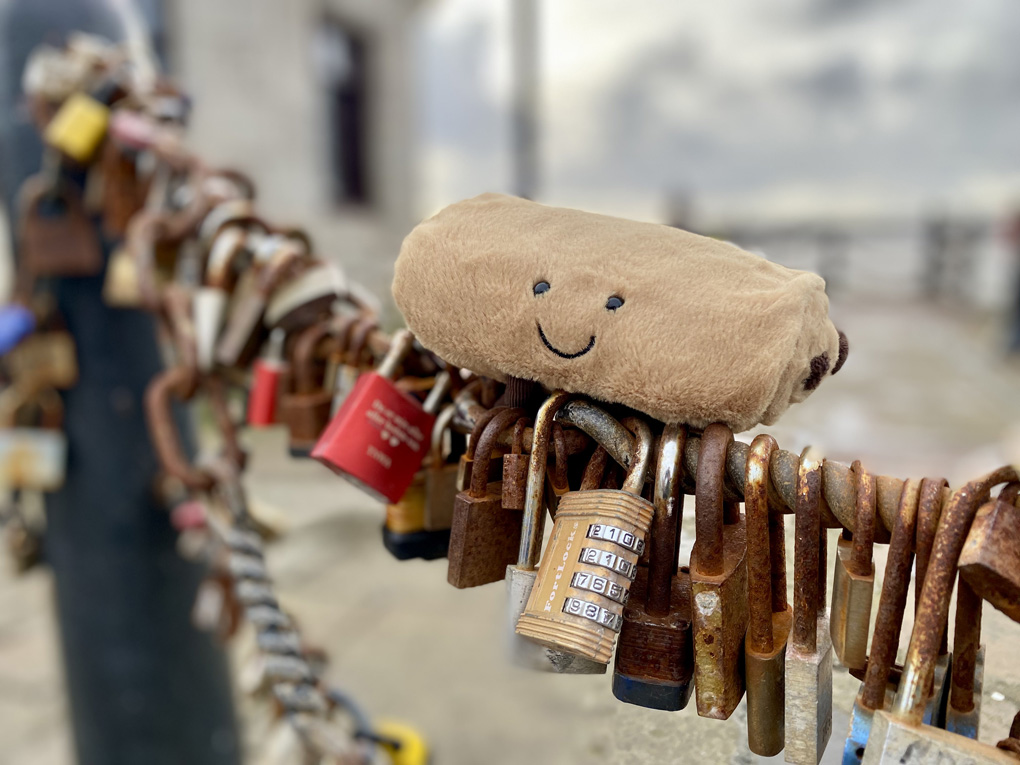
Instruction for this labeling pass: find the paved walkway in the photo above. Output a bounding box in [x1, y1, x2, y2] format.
[2, 297, 1020, 764]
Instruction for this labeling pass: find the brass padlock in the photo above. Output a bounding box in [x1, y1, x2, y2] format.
[959, 485, 1020, 624]
[504, 391, 605, 674]
[516, 412, 654, 665]
[842, 479, 921, 764]
[18, 174, 103, 278]
[612, 423, 695, 711]
[690, 422, 748, 720]
[384, 473, 427, 547]
[278, 320, 334, 457]
[744, 433, 793, 757]
[863, 468, 1018, 765]
[785, 446, 832, 765]
[446, 408, 523, 588]
[424, 404, 460, 532]
[501, 417, 529, 512]
[831, 459, 877, 670]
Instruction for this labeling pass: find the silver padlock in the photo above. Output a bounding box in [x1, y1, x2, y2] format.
[785, 446, 832, 765]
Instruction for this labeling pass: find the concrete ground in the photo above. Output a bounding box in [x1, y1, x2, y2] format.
[2, 297, 1020, 764]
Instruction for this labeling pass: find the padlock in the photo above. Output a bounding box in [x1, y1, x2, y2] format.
[43, 90, 110, 163]
[329, 316, 374, 418]
[505, 391, 606, 674]
[612, 423, 695, 711]
[194, 226, 253, 371]
[743, 433, 793, 756]
[18, 174, 103, 278]
[689, 422, 748, 720]
[831, 459, 877, 670]
[312, 330, 440, 504]
[103, 246, 143, 308]
[247, 329, 287, 427]
[842, 479, 921, 765]
[456, 407, 503, 493]
[4, 328, 78, 392]
[0, 305, 36, 356]
[0, 388, 68, 491]
[959, 489, 1020, 624]
[446, 407, 523, 588]
[785, 446, 832, 765]
[516, 412, 655, 665]
[98, 138, 148, 238]
[215, 239, 308, 368]
[501, 417, 529, 512]
[264, 260, 346, 332]
[382, 400, 458, 562]
[278, 321, 334, 456]
[945, 577, 986, 740]
[862, 468, 1018, 765]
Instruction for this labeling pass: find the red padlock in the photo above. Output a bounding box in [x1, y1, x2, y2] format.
[246, 328, 287, 427]
[312, 330, 446, 503]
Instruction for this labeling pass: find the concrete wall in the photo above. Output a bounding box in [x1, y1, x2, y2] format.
[165, 0, 421, 320]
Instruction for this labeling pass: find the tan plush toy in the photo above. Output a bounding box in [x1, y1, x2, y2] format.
[393, 193, 847, 432]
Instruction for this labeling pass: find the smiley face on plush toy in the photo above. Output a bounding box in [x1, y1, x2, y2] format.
[393, 193, 846, 432]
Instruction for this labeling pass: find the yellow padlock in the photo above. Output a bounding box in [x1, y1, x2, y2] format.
[374, 719, 431, 765]
[44, 92, 110, 164]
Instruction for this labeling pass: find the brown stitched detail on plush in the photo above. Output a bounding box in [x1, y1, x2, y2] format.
[803, 353, 830, 391]
[832, 330, 849, 375]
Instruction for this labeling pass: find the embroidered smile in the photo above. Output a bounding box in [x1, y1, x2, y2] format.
[537, 323, 596, 359]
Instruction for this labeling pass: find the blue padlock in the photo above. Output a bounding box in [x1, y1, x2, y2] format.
[0, 305, 36, 355]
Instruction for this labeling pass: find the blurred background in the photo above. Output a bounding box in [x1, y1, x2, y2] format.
[2, 0, 1020, 763]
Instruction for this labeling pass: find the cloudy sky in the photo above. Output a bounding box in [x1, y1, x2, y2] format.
[415, 0, 1020, 224]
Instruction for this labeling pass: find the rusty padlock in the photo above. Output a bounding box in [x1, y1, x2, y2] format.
[744, 433, 793, 757]
[311, 331, 442, 504]
[456, 408, 505, 494]
[842, 479, 921, 764]
[831, 460, 877, 671]
[945, 577, 985, 740]
[501, 417, 529, 512]
[18, 174, 103, 278]
[278, 320, 334, 457]
[959, 483, 1020, 625]
[504, 392, 606, 674]
[612, 423, 695, 711]
[446, 407, 523, 588]
[690, 422, 748, 720]
[862, 467, 1018, 765]
[98, 138, 147, 238]
[515, 412, 654, 666]
[784, 446, 832, 765]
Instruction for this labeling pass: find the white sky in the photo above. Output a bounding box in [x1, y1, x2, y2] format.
[415, 0, 1020, 224]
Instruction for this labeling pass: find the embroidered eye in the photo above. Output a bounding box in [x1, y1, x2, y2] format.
[533, 281, 550, 296]
[606, 295, 624, 311]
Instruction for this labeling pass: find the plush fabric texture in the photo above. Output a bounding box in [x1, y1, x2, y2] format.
[393, 193, 844, 432]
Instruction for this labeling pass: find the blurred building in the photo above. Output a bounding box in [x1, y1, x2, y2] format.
[165, 0, 422, 317]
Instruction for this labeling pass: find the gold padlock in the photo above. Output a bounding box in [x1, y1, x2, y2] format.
[44, 91, 110, 163]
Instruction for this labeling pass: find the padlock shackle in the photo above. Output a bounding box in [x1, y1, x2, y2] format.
[373, 327, 409, 379]
[646, 423, 685, 617]
[468, 408, 520, 499]
[849, 460, 877, 577]
[792, 446, 823, 653]
[430, 404, 457, 463]
[745, 433, 779, 654]
[518, 391, 572, 570]
[292, 320, 335, 394]
[580, 446, 609, 491]
[694, 423, 732, 578]
[144, 365, 214, 491]
[914, 477, 947, 626]
[422, 372, 452, 415]
[619, 417, 653, 496]
[895, 464, 1016, 723]
[861, 478, 920, 711]
[950, 577, 983, 715]
[204, 225, 253, 290]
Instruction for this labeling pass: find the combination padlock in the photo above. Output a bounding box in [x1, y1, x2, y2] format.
[311, 331, 438, 504]
[612, 423, 695, 711]
[744, 433, 793, 757]
[831, 459, 877, 670]
[690, 423, 748, 721]
[515, 412, 654, 665]
[446, 407, 524, 588]
[504, 392, 605, 674]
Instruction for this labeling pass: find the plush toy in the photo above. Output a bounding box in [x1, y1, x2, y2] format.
[393, 193, 847, 432]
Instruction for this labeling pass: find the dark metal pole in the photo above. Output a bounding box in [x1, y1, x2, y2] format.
[0, 2, 240, 763]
